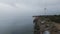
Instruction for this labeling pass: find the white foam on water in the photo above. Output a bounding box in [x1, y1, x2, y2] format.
[43, 31, 50, 34]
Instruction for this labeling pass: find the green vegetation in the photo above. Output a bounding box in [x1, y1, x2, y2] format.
[49, 15, 60, 23]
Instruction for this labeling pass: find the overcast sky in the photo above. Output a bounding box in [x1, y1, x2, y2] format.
[0, 0, 60, 34]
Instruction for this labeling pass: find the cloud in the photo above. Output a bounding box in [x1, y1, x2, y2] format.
[0, 3, 16, 10]
[16, 3, 27, 9]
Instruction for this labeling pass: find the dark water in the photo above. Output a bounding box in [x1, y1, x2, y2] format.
[0, 15, 33, 34]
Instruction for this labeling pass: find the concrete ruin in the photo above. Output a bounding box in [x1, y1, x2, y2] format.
[33, 15, 60, 34]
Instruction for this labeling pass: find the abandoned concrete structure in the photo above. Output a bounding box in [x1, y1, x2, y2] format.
[33, 15, 60, 34]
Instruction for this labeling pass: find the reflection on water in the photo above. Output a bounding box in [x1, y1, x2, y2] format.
[43, 31, 50, 34]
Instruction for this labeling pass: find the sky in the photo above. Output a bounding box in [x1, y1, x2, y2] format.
[0, 0, 60, 34]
